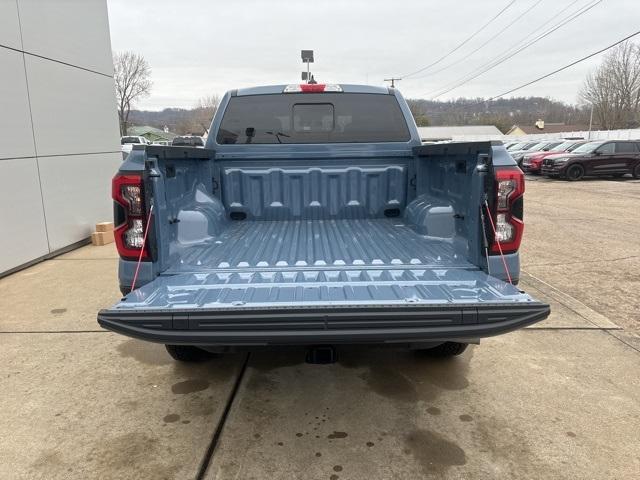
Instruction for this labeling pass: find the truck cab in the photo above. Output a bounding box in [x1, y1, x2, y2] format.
[99, 84, 549, 361]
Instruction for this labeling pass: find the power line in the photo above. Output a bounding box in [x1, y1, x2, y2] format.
[407, 0, 546, 81]
[426, 0, 602, 99]
[401, 0, 518, 79]
[427, 0, 600, 98]
[485, 28, 640, 100]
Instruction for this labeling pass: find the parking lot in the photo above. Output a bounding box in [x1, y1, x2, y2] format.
[1, 176, 639, 480]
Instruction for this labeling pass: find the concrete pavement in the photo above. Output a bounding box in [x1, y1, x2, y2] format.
[205, 329, 640, 480]
[1, 333, 243, 480]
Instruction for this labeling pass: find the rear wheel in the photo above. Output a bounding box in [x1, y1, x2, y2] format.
[165, 344, 215, 362]
[565, 164, 584, 181]
[633, 163, 640, 179]
[419, 342, 468, 357]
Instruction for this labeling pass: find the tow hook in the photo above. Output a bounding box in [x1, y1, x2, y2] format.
[305, 345, 337, 364]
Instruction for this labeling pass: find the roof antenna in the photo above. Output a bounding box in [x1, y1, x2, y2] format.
[301, 50, 314, 84]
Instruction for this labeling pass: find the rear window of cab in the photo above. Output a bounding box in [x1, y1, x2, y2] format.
[216, 93, 411, 144]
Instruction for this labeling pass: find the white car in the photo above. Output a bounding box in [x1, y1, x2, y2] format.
[120, 136, 150, 158]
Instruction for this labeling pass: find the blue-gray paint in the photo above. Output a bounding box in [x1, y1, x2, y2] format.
[115, 85, 524, 310]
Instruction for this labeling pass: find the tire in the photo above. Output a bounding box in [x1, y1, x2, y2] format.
[165, 344, 214, 362]
[418, 342, 468, 357]
[565, 164, 584, 181]
[633, 163, 640, 179]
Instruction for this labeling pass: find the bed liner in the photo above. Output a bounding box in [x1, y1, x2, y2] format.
[167, 217, 471, 273]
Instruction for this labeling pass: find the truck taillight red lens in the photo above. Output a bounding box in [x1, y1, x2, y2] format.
[491, 167, 524, 255]
[112, 174, 150, 261]
[283, 84, 343, 93]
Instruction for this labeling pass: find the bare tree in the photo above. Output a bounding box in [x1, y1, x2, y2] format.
[406, 99, 431, 126]
[172, 96, 220, 136]
[580, 42, 640, 129]
[192, 95, 220, 135]
[113, 51, 152, 136]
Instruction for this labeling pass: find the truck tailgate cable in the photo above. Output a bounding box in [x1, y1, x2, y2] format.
[479, 204, 491, 276]
[130, 204, 154, 292]
[483, 200, 513, 285]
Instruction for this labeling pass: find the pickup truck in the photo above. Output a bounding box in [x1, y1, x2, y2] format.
[98, 83, 550, 362]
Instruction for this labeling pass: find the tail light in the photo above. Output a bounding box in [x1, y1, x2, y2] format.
[112, 174, 150, 260]
[490, 167, 524, 255]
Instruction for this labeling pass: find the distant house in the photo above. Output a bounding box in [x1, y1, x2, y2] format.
[127, 125, 176, 143]
[416, 125, 504, 142]
[506, 120, 593, 136]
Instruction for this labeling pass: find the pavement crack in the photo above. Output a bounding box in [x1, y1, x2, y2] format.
[524, 327, 620, 331]
[195, 352, 251, 480]
[602, 330, 640, 355]
[524, 255, 638, 268]
[51, 258, 117, 261]
[0, 330, 106, 334]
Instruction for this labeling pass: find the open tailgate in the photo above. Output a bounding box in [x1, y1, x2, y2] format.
[98, 268, 550, 345]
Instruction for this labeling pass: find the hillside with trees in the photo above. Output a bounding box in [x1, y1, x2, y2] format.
[129, 96, 589, 136]
[128, 96, 219, 136]
[406, 97, 591, 133]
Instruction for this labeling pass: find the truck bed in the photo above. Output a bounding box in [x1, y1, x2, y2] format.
[167, 217, 472, 273]
[100, 140, 550, 346]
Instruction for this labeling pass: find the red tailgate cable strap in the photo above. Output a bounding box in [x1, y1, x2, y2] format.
[483, 201, 513, 285]
[130, 204, 154, 292]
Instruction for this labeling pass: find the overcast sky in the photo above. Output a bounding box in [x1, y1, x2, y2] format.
[107, 0, 639, 110]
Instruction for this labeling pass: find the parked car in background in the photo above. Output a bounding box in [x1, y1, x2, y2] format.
[506, 141, 544, 165]
[121, 136, 150, 158]
[510, 141, 563, 166]
[121, 136, 149, 146]
[172, 135, 205, 147]
[541, 140, 640, 180]
[522, 140, 587, 174]
[506, 141, 538, 151]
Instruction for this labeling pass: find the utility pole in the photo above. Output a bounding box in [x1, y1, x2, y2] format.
[383, 77, 402, 88]
[588, 103, 594, 140]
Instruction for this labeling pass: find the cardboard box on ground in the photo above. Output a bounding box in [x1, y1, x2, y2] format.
[91, 222, 114, 246]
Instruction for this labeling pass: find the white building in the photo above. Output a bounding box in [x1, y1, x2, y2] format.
[417, 125, 504, 142]
[0, 0, 121, 275]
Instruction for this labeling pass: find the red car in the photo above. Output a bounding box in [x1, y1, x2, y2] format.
[521, 140, 587, 174]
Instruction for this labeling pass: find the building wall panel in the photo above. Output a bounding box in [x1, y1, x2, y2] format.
[0, 157, 49, 272]
[0, 48, 36, 160]
[0, 0, 22, 49]
[17, 0, 113, 75]
[38, 152, 121, 251]
[25, 55, 120, 157]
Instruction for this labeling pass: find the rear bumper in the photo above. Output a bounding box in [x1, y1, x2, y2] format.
[98, 303, 550, 346]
